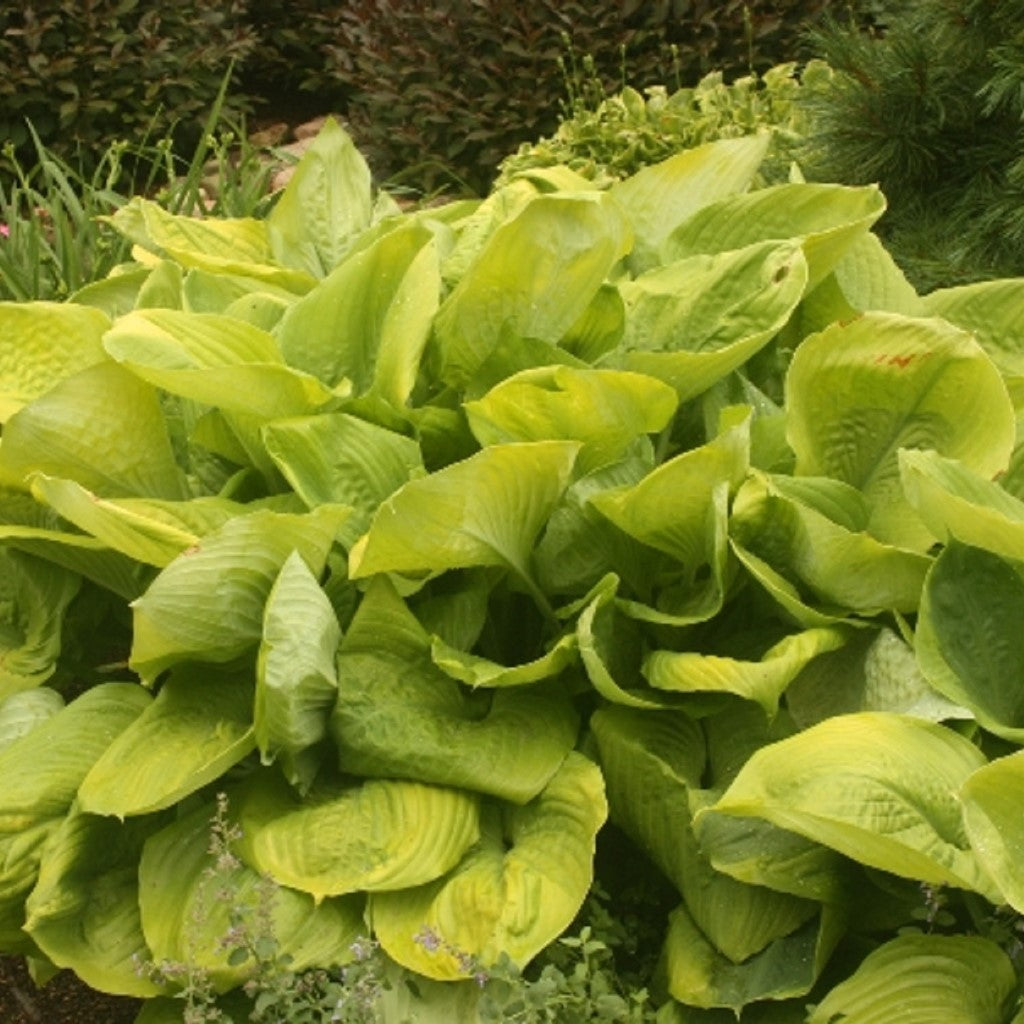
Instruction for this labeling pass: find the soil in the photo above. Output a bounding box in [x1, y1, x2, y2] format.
[0, 955, 142, 1024]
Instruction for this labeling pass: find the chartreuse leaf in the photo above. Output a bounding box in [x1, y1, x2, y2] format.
[657, 1000, 806, 1024]
[28, 475, 250, 568]
[24, 804, 167, 997]
[588, 410, 748, 624]
[0, 548, 80, 701]
[535, 457, 662, 599]
[662, 901, 843, 1013]
[900, 448, 1024, 560]
[831, 231, 924, 317]
[0, 524, 149, 602]
[348, 440, 579, 597]
[786, 626, 969, 729]
[807, 933, 1016, 1024]
[371, 753, 606, 978]
[923, 278, 1024, 396]
[78, 668, 255, 818]
[267, 117, 375, 278]
[591, 708, 820, 970]
[962, 749, 1024, 913]
[109, 197, 314, 293]
[702, 712, 997, 899]
[254, 551, 341, 791]
[610, 134, 771, 274]
[464, 366, 677, 474]
[103, 309, 342, 419]
[429, 630, 578, 689]
[618, 241, 808, 402]
[643, 626, 848, 716]
[332, 579, 578, 804]
[262, 412, 424, 547]
[274, 221, 440, 406]
[915, 542, 1024, 742]
[786, 312, 1015, 550]
[0, 688, 63, 754]
[232, 769, 480, 899]
[0, 684, 150, 936]
[0, 301, 110, 421]
[432, 192, 633, 387]
[664, 182, 886, 289]
[729, 472, 931, 614]
[139, 799, 364, 992]
[130, 504, 349, 683]
[0, 361, 188, 498]
[72, 267, 151, 319]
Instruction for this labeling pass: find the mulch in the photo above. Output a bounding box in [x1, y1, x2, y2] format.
[0, 955, 142, 1024]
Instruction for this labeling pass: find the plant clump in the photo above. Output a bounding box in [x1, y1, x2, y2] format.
[0, 120, 1023, 1023]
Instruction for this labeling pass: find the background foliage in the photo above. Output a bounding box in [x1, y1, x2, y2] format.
[799, 0, 1024, 289]
[0, 1, 256, 163]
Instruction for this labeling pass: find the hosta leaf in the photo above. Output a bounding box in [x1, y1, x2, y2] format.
[900, 448, 1024, 561]
[267, 117, 375, 278]
[591, 707, 816, 964]
[923, 278, 1024, 380]
[233, 770, 480, 899]
[831, 231, 924, 317]
[0, 361, 187, 499]
[103, 309, 341, 419]
[24, 804, 166, 996]
[589, 410, 747, 624]
[348, 441, 579, 591]
[664, 182, 886, 289]
[610, 134, 771, 274]
[0, 685, 150, 929]
[28, 475, 247, 567]
[0, 524, 150, 602]
[262, 412, 424, 547]
[535, 456, 662, 599]
[139, 799, 363, 992]
[274, 221, 440, 403]
[694, 804, 853, 905]
[0, 684, 150, 833]
[916, 542, 1024, 742]
[786, 312, 1015, 549]
[78, 668, 255, 817]
[730, 472, 931, 614]
[130, 504, 349, 683]
[110, 197, 314, 293]
[618, 241, 808, 402]
[371, 753, 606, 978]
[255, 551, 341, 790]
[662, 902, 842, 1012]
[0, 301, 110, 421]
[961, 748, 1024, 913]
[786, 626, 969, 729]
[332, 578, 578, 803]
[464, 366, 677, 474]
[429, 630, 578, 688]
[0, 548, 80, 701]
[576, 573, 675, 708]
[0, 688, 63, 754]
[433, 192, 633, 387]
[643, 626, 849, 716]
[702, 712, 996, 898]
[807, 933, 1016, 1024]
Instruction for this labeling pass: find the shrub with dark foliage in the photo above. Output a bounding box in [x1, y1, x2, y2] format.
[327, 0, 836, 195]
[0, 1, 255, 171]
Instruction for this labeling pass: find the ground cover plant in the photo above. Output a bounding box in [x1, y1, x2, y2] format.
[2, 121, 1024, 1022]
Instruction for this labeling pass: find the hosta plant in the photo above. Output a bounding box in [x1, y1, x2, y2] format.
[2, 119, 1024, 1022]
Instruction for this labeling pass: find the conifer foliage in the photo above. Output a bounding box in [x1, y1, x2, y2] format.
[800, 0, 1024, 290]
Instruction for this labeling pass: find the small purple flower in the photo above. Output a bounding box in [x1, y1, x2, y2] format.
[413, 926, 443, 953]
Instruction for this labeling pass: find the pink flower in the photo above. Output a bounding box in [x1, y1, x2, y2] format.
[0, 224, 9, 238]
